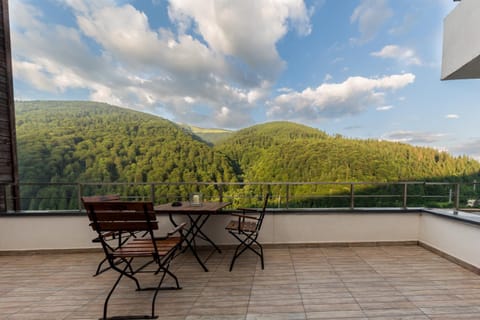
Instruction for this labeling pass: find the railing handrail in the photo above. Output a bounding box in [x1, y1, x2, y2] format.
[1, 180, 478, 213]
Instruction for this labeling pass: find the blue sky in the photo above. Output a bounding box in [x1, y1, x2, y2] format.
[10, 0, 480, 159]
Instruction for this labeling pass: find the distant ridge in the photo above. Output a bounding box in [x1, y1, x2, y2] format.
[15, 100, 480, 185]
[214, 121, 480, 183]
[181, 124, 233, 145]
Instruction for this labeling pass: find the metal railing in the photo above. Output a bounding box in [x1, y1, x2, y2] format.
[2, 181, 480, 213]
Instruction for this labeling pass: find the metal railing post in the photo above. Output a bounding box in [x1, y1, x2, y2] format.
[150, 183, 155, 203]
[218, 183, 223, 202]
[454, 183, 460, 213]
[78, 183, 83, 211]
[285, 184, 289, 209]
[403, 183, 408, 209]
[350, 183, 354, 209]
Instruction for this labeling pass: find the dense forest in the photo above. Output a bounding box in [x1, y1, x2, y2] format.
[15, 101, 239, 209]
[14, 101, 480, 210]
[214, 121, 480, 183]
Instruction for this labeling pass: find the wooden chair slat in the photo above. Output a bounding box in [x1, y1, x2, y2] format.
[86, 201, 153, 212]
[81, 194, 121, 203]
[89, 210, 156, 222]
[91, 221, 158, 231]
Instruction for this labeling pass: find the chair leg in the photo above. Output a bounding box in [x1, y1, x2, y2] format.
[150, 271, 167, 319]
[228, 231, 264, 271]
[102, 264, 127, 320]
[149, 262, 182, 319]
[229, 243, 242, 272]
[94, 257, 108, 276]
[104, 258, 173, 320]
[229, 232, 248, 271]
[258, 242, 264, 270]
[149, 252, 182, 318]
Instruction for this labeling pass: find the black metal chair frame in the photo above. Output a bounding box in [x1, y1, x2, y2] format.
[82, 195, 127, 276]
[87, 201, 184, 320]
[226, 193, 270, 271]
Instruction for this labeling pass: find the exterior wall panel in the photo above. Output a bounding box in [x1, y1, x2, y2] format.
[442, 0, 480, 80]
[0, 0, 18, 211]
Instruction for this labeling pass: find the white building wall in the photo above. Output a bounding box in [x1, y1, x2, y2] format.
[3, 211, 480, 271]
[418, 213, 480, 268]
[442, 0, 480, 79]
[0, 212, 420, 251]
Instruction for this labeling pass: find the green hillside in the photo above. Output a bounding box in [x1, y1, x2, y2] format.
[14, 101, 480, 209]
[214, 121, 328, 177]
[15, 101, 239, 209]
[215, 121, 480, 183]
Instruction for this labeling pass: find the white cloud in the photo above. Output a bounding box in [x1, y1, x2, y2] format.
[10, 0, 313, 129]
[214, 105, 252, 128]
[350, 0, 393, 44]
[267, 73, 415, 122]
[12, 60, 58, 92]
[184, 96, 195, 104]
[167, 0, 312, 83]
[376, 105, 393, 111]
[445, 114, 459, 119]
[371, 45, 421, 66]
[382, 130, 446, 144]
[277, 87, 293, 93]
[11, 1, 117, 93]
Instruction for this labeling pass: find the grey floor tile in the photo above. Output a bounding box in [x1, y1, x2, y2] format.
[2, 245, 480, 320]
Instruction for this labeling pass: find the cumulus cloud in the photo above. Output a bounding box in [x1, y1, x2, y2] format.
[350, 0, 393, 44]
[445, 114, 459, 119]
[10, 0, 312, 128]
[11, 1, 120, 94]
[382, 130, 446, 144]
[371, 45, 421, 66]
[376, 105, 393, 111]
[267, 73, 415, 122]
[167, 0, 311, 82]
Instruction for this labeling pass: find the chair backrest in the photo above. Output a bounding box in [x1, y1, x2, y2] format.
[81, 194, 121, 220]
[256, 193, 270, 231]
[81, 194, 121, 202]
[85, 201, 157, 232]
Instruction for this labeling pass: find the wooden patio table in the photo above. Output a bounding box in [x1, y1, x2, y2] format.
[154, 201, 232, 272]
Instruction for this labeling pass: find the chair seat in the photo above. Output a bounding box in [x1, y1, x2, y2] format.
[112, 237, 182, 258]
[225, 220, 258, 233]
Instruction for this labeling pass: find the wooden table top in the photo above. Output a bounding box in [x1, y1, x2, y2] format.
[154, 201, 232, 213]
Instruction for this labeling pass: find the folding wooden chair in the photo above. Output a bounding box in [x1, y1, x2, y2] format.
[86, 200, 184, 320]
[82, 194, 130, 276]
[225, 193, 270, 271]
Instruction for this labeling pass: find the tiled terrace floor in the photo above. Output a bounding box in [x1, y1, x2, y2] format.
[2, 245, 480, 319]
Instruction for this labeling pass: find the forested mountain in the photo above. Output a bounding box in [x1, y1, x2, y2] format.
[14, 100, 480, 209]
[16, 101, 480, 185]
[16, 101, 239, 184]
[214, 122, 480, 183]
